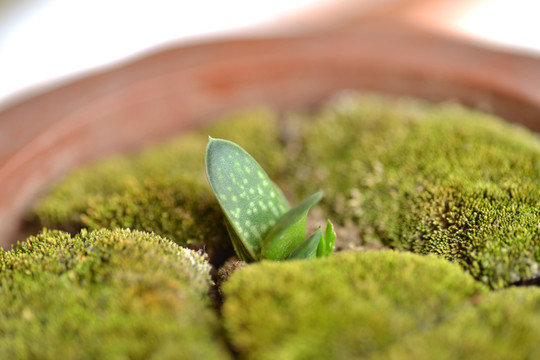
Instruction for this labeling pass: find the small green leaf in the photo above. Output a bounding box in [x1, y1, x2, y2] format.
[261, 191, 323, 260]
[224, 219, 257, 262]
[205, 138, 289, 261]
[317, 219, 336, 257]
[287, 227, 323, 259]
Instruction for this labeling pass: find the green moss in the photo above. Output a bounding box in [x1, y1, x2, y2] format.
[286, 94, 540, 288]
[34, 134, 211, 233]
[379, 287, 540, 359]
[222, 250, 487, 360]
[14, 94, 540, 357]
[0, 228, 230, 359]
[33, 108, 285, 258]
[33, 94, 540, 288]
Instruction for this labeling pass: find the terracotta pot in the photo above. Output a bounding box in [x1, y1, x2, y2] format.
[1, 14, 539, 248]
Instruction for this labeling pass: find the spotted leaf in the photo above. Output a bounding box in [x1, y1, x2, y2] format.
[205, 138, 289, 261]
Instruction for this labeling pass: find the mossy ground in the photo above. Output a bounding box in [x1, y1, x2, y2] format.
[34, 95, 539, 288]
[222, 251, 540, 359]
[13, 93, 540, 357]
[379, 287, 540, 359]
[0, 228, 230, 359]
[284, 94, 540, 288]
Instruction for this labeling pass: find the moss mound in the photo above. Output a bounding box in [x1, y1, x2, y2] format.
[286, 94, 540, 288]
[379, 287, 540, 359]
[0, 228, 230, 359]
[222, 250, 487, 359]
[33, 108, 285, 260]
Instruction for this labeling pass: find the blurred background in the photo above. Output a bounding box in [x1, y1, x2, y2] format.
[1, 0, 539, 111]
[1, 0, 540, 248]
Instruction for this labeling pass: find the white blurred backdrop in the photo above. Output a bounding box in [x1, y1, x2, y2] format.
[0, 0, 333, 107]
[1, 0, 539, 109]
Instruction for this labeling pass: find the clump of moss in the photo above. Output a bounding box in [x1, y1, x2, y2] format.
[380, 287, 540, 359]
[286, 94, 540, 288]
[222, 250, 487, 360]
[0, 228, 231, 359]
[33, 134, 213, 236]
[33, 108, 285, 260]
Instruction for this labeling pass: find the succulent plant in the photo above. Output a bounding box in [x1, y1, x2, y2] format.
[205, 137, 335, 262]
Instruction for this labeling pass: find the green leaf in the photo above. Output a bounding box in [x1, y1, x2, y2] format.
[261, 191, 323, 260]
[205, 138, 289, 261]
[317, 219, 336, 257]
[287, 227, 323, 259]
[224, 219, 257, 262]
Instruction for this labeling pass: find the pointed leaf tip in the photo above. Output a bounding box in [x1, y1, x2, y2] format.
[287, 227, 323, 260]
[317, 219, 335, 257]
